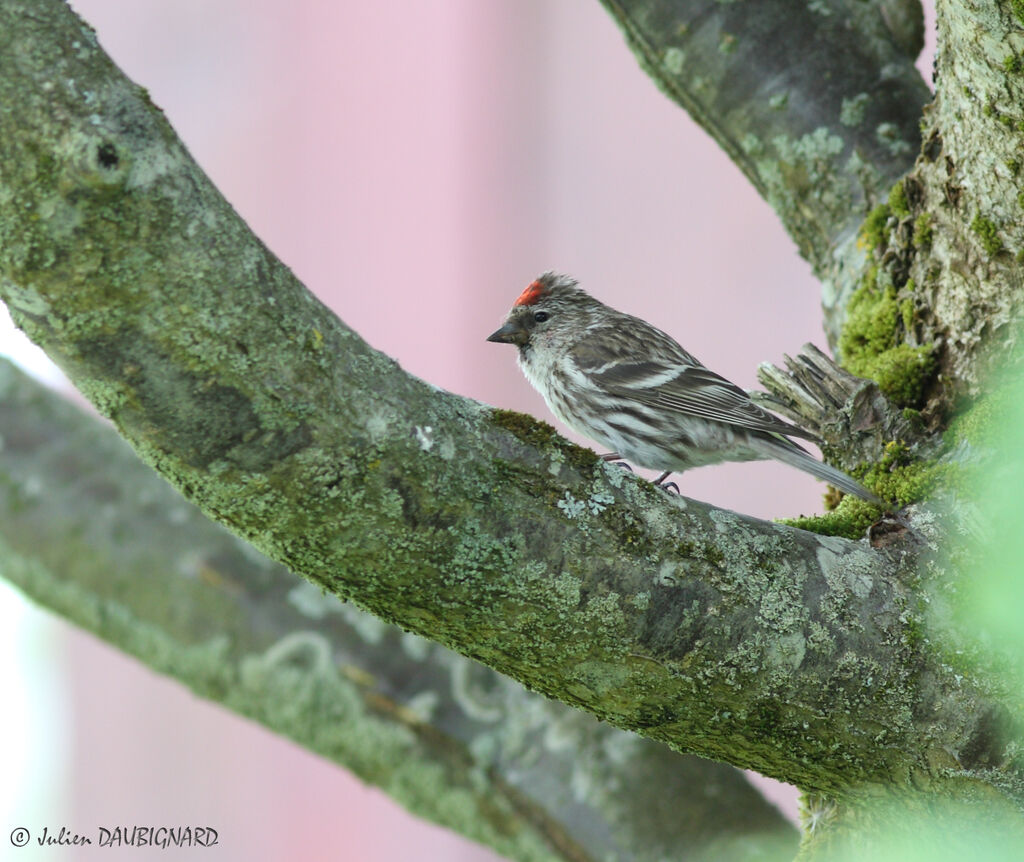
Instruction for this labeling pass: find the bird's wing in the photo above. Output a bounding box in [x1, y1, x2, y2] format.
[571, 333, 818, 443]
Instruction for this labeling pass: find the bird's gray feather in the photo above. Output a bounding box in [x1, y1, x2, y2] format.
[572, 328, 818, 443]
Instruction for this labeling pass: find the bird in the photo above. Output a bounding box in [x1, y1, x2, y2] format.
[486, 271, 880, 503]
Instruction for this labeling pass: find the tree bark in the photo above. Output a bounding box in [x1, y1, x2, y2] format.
[595, 0, 931, 341]
[1, 0, 1023, 857]
[0, 359, 797, 862]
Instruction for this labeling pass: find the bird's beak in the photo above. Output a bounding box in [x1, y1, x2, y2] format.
[486, 321, 528, 346]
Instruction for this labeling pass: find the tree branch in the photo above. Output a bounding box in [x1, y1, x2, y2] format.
[0, 0, 1018, 809]
[0, 359, 797, 862]
[594, 0, 931, 341]
[868, 0, 1024, 400]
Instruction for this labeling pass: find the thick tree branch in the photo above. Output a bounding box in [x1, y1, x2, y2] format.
[595, 0, 931, 341]
[869, 0, 1024, 401]
[0, 359, 797, 862]
[0, 0, 1019, 810]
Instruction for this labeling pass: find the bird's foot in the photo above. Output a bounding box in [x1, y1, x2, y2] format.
[653, 471, 680, 494]
[600, 453, 634, 472]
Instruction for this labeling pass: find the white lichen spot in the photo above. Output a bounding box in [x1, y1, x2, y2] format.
[2, 280, 50, 316]
[404, 691, 440, 722]
[364, 410, 389, 442]
[767, 630, 807, 670]
[632, 591, 650, 610]
[807, 0, 832, 15]
[556, 491, 586, 519]
[548, 448, 565, 476]
[876, 122, 912, 156]
[709, 508, 741, 532]
[400, 631, 432, 660]
[287, 581, 341, 620]
[125, 141, 188, 190]
[451, 661, 504, 723]
[801, 794, 837, 834]
[742, 133, 765, 155]
[656, 561, 679, 586]
[775, 127, 844, 165]
[768, 91, 789, 110]
[255, 632, 332, 676]
[662, 46, 686, 75]
[336, 602, 389, 643]
[816, 544, 876, 598]
[437, 436, 456, 461]
[587, 490, 615, 514]
[414, 424, 434, 451]
[601, 728, 641, 763]
[840, 92, 870, 127]
[601, 460, 625, 488]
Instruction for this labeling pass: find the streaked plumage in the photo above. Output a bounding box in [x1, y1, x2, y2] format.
[487, 272, 879, 502]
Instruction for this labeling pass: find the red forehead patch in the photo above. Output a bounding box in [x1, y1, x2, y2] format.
[513, 280, 545, 307]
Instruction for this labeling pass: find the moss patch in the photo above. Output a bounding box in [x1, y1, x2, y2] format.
[888, 180, 910, 218]
[862, 344, 937, 407]
[861, 440, 945, 504]
[970, 214, 1003, 256]
[781, 442, 945, 538]
[490, 408, 599, 471]
[859, 203, 892, 252]
[912, 214, 933, 248]
[838, 274, 936, 407]
[780, 495, 879, 539]
[1012, 0, 1024, 27]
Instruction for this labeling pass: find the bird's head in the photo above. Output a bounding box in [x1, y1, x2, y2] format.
[486, 272, 598, 350]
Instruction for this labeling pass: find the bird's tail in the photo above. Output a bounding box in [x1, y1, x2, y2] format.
[753, 437, 883, 504]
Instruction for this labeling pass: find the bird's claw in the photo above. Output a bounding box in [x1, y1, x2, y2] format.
[652, 471, 680, 494]
[600, 453, 634, 472]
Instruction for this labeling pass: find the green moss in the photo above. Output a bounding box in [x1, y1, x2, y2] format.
[1017, 191, 1024, 210]
[888, 181, 910, 218]
[1012, 0, 1024, 27]
[1007, 159, 1021, 176]
[861, 440, 945, 505]
[839, 276, 936, 407]
[868, 344, 937, 407]
[783, 441, 946, 537]
[859, 203, 891, 251]
[779, 495, 879, 539]
[490, 408, 599, 471]
[912, 214, 933, 248]
[1004, 54, 1023, 74]
[970, 214, 1003, 256]
[840, 272, 891, 354]
[900, 298, 916, 333]
[944, 390, 1009, 450]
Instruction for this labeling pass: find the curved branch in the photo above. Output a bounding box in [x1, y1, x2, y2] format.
[595, 0, 931, 340]
[0, 0, 1016, 807]
[0, 360, 797, 862]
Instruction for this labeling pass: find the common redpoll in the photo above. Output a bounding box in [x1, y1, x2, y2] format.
[486, 272, 880, 503]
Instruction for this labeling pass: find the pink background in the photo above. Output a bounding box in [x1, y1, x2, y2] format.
[0, 2, 935, 859]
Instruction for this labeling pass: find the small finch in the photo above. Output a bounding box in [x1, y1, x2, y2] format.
[487, 272, 880, 503]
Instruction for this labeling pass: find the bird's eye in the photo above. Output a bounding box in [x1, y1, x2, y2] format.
[533, 311, 550, 323]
